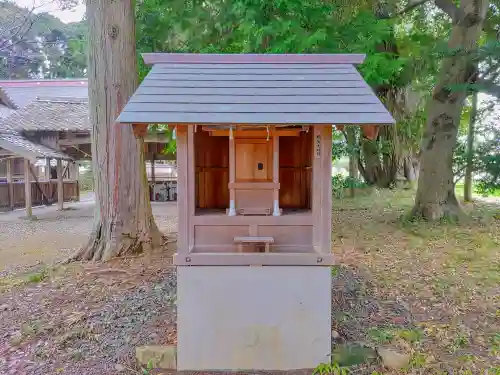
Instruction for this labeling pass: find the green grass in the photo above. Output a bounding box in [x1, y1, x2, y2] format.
[0, 266, 52, 292]
[455, 183, 500, 198]
[332, 188, 500, 373]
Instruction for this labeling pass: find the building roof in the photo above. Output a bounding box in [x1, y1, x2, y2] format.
[117, 53, 395, 125]
[0, 133, 72, 161]
[0, 79, 88, 109]
[0, 97, 90, 132]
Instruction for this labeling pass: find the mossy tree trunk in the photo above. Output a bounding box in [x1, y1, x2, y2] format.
[411, 0, 488, 220]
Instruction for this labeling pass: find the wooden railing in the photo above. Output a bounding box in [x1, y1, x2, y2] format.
[0, 181, 79, 211]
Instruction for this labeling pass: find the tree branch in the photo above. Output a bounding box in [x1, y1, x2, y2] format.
[383, 0, 464, 22]
[475, 79, 500, 98]
[434, 0, 464, 23]
[0, 3, 44, 52]
[397, 0, 430, 17]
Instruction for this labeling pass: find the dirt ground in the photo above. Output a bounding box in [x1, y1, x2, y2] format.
[0, 198, 178, 277]
[0, 190, 499, 375]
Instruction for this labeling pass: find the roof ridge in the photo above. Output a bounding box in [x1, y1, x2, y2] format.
[0, 78, 88, 83]
[0, 88, 19, 110]
[36, 96, 88, 104]
[142, 53, 366, 65]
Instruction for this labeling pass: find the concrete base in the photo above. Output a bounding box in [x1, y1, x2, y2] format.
[177, 266, 331, 371]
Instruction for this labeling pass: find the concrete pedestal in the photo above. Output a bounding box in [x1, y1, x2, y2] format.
[177, 266, 331, 371]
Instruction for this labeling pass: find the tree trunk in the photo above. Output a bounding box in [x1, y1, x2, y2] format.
[464, 91, 478, 202]
[411, 0, 488, 221]
[346, 126, 358, 197]
[358, 126, 397, 188]
[72, 0, 161, 261]
[403, 153, 420, 188]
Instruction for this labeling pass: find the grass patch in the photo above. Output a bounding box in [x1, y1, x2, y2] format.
[26, 269, 49, 283]
[0, 265, 55, 292]
[367, 327, 395, 344]
[332, 189, 499, 372]
[367, 327, 423, 345]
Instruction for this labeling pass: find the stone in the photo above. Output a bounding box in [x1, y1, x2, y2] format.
[0, 304, 10, 311]
[114, 364, 126, 372]
[136, 345, 176, 369]
[331, 343, 377, 366]
[378, 347, 411, 369]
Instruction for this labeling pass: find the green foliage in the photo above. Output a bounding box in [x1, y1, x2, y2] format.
[25, 268, 49, 284]
[368, 327, 395, 344]
[149, 124, 176, 155]
[0, 1, 87, 78]
[368, 326, 423, 345]
[78, 161, 94, 192]
[135, 0, 406, 87]
[142, 359, 155, 374]
[313, 362, 350, 375]
[331, 343, 377, 366]
[332, 174, 369, 199]
[455, 103, 500, 196]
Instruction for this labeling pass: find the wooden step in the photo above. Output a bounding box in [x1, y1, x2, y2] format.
[238, 207, 271, 216]
[234, 236, 274, 253]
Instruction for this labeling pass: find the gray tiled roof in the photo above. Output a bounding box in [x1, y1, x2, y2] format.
[117, 53, 395, 125]
[0, 79, 88, 109]
[0, 104, 16, 119]
[0, 98, 90, 132]
[0, 133, 72, 160]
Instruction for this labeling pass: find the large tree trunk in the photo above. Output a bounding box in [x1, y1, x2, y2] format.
[464, 91, 478, 202]
[410, 0, 488, 221]
[72, 0, 161, 261]
[358, 126, 397, 188]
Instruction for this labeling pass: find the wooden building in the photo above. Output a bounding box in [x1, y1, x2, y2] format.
[0, 82, 175, 213]
[117, 53, 395, 371]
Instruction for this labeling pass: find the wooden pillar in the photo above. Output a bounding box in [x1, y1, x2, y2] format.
[151, 153, 156, 183]
[24, 159, 32, 217]
[187, 126, 195, 250]
[6, 158, 14, 210]
[321, 126, 333, 255]
[57, 159, 64, 210]
[68, 161, 78, 180]
[312, 127, 322, 252]
[44, 158, 51, 181]
[272, 134, 281, 216]
[176, 126, 189, 255]
[72, 162, 80, 201]
[228, 127, 236, 216]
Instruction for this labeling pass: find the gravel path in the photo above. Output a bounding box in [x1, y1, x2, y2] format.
[0, 199, 178, 277]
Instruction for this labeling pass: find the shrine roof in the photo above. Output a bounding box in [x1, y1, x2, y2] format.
[117, 53, 395, 126]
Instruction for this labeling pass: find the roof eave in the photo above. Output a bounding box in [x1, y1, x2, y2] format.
[142, 53, 366, 65]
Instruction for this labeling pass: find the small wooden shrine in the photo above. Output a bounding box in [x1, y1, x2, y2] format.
[117, 53, 395, 372]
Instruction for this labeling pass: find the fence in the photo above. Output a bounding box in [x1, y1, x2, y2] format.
[0, 181, 79, 211]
